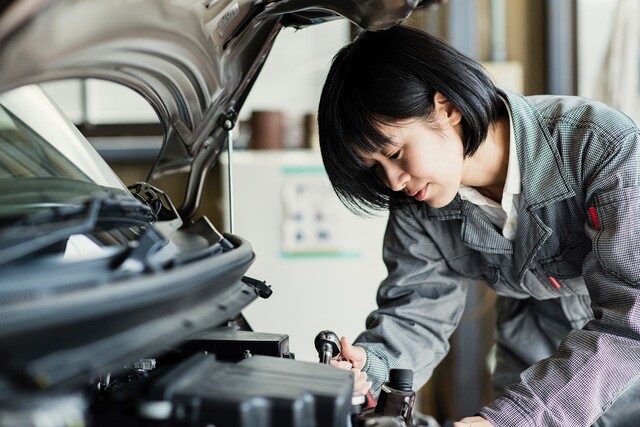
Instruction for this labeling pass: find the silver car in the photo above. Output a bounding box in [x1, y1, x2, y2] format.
[0, 1, 437, 426]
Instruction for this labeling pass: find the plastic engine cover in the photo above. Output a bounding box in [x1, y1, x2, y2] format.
[145, 353, 354, 427]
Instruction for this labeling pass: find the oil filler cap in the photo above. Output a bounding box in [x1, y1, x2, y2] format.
[388, 369, 413, 392]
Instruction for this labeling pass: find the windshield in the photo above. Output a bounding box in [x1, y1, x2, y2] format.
[0, 85, 132, 219]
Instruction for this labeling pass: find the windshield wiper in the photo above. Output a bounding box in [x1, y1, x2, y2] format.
[0, 196, 154, 266]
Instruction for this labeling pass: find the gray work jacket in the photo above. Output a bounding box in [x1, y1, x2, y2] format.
[355, 89, 640, 426]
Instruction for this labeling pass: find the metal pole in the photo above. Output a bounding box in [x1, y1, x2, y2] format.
[490, 0, 507, 62]
[225, 121, 235, 234]
[447, 0, 478, 58]
[547, 0, 577, 95]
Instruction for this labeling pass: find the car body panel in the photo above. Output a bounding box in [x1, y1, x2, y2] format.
[0, 0, 437, 423]
[0, 0, 426, 219]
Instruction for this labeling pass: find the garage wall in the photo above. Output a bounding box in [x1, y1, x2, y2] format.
[577, 0, 640, 124]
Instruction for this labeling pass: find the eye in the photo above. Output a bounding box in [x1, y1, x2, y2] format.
[387, 149, 401, 160]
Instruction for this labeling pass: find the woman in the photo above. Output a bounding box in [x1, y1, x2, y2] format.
[317, 24, 640, 426]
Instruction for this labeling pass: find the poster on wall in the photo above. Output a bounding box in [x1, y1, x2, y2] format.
[280, 166, 359, 258]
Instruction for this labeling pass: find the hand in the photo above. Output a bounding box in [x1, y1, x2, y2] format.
[330, 336, 371, 395]
[454, 416, 493, 427]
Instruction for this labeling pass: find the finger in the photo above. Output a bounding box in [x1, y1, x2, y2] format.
[330, 360, 353, 370]
[454, 416, 492, 427]
[340, 337, 366, 369]
[352, 368, 367, 383]
[354, 380, 372, 396]
[340, 337, 354, 357]
[352, 368, 369, 394]
[353, 378, 371, 395]
[459, 416, 486, 423]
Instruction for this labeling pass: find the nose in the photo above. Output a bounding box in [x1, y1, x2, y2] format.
[379, 164, 409, 192]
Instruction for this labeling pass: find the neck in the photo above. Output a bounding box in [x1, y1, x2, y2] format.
[462, 114, 510, 203]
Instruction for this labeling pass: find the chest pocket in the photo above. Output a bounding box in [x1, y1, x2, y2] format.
[479, 245, 590, 299]
[470, 251, 536, 298]
[521, 198, 592, 296]
[529, 197, 591, 277]
[537, 237, 591, 278]
[502, 233, 590, 298]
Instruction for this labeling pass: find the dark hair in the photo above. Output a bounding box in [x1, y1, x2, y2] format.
[317, 24, 504, 214]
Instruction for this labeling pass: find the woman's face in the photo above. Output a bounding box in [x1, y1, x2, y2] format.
[359, 116, 465, 208]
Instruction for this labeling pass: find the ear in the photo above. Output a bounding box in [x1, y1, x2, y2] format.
[433, 91, 462, 127]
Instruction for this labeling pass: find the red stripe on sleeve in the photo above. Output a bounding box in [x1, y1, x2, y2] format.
[589, 206, 600, 230]
[548, 276, 562, 289]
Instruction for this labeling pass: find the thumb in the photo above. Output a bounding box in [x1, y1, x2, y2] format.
[340, 336, 366, 369]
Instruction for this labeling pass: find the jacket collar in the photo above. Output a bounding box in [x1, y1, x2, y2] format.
[423, 88, 574, 215]
[420, 89, 575, 280]
[499, 88, 575, 208]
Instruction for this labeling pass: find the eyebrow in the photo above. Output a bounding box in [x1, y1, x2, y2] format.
[357, 154, 375, 168]
[352, 149, 377, 168]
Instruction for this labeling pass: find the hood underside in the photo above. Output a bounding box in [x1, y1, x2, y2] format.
[0, 0, 432, 219]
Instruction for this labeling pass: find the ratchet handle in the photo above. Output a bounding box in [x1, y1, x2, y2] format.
[314, 330, 342, 364]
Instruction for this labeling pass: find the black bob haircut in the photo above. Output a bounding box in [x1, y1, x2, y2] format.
[317, 24, 504, 215]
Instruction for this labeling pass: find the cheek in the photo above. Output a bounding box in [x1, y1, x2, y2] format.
[415, 155, 459, 180]
[439, 144, 464, 176]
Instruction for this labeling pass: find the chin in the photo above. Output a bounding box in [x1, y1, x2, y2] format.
[426, 194, 457, 209]
[427, 201, 446, 208]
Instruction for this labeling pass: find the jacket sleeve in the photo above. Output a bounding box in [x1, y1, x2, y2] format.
[480, 128, 640, 426]
[354, 205, 473, 397]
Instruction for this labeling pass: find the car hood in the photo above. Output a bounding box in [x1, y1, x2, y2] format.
[0, 0, 427, 220]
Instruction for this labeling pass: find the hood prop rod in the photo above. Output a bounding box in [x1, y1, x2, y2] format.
[223, 117, 236, 234]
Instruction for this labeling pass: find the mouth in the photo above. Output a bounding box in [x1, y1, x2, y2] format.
[409, 184, 428, 202]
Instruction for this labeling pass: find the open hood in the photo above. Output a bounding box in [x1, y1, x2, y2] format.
[0, 0, 430, 220]
[0, 2, 450, 425]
